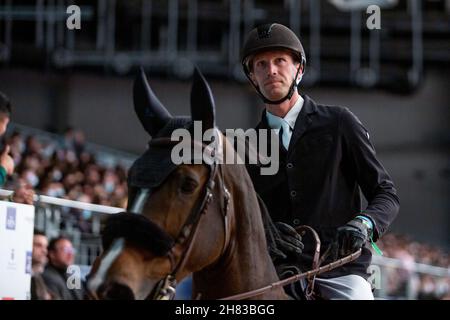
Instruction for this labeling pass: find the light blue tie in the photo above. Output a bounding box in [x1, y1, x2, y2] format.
[279, 120, 291, 150]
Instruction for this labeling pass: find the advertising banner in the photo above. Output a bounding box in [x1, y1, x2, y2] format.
[0, 201, 35, 300]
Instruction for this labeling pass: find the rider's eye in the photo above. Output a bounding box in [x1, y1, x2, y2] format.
[256, 60, 266, 68]
[180, 178, 198, 194]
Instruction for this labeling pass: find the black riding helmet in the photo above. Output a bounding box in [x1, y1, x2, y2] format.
[241, 23, 306, 104]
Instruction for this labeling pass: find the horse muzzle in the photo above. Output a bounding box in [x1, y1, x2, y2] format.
[96, 281, 136, 300]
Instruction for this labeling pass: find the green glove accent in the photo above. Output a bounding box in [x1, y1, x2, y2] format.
[370, 236, 383, 256]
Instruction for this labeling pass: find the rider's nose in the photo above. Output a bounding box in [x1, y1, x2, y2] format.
[267, 62, 277, 75]
[98, 282, 135, 300]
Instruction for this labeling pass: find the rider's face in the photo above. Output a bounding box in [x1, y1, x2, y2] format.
[249, 50, 300, 101]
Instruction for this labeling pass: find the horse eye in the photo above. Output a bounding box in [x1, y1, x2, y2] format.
[180, 178, 198, 194]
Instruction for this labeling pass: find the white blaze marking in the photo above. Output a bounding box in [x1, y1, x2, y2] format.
[88, 238, 125, 294]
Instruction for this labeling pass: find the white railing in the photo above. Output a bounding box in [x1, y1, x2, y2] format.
[371, 254, 450, 300]
[0, 188, 122, 265]
[0, 189, 123, 214]
[372, 255, 450, 278]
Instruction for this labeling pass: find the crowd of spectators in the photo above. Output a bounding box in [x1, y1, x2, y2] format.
[376, 233, 450, 300]
[2, 128, 129, 232]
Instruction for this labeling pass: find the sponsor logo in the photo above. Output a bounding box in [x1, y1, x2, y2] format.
[7, 248, 17, 271]
[25, 251, 32, 274]
[6, 207, 16, 230]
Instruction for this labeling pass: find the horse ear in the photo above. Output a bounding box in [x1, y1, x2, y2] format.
[190, 67, 216, 131]
[133, 67, 172, 136]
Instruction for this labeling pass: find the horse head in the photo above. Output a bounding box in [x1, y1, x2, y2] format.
[87, 68, 285, 300]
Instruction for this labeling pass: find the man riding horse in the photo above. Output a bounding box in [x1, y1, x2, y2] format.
[241, 23, 400, 299]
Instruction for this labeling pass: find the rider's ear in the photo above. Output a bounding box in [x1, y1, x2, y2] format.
[133, 67, 172, 136]
[190, 67, 216, 132]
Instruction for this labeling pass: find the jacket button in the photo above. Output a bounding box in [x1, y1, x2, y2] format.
[290, 190, 297, 197]
[286, 163, 293, 169]
[293, 219, 300, 226]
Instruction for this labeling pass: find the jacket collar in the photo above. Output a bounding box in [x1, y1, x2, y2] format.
[257, 95, 316, 127]
[256, 94, 317, 154]
[289, 94, 317, 149]
[265, 95, 304, 131]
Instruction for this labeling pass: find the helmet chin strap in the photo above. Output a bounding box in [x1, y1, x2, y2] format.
[248, 64, 303, 105]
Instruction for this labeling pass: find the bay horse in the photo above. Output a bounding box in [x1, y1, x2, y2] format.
[87, 68, 288, 300]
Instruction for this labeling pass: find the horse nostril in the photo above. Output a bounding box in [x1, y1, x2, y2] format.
[100, 282, 135, 300]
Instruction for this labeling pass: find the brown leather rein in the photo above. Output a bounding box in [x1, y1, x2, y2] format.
[220, 246, 362, 300]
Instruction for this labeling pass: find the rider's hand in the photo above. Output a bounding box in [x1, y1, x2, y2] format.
[272, 222, 304, 261]
[336, 217, 372, 257]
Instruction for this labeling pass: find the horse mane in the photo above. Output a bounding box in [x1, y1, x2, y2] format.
[198, 138, 293, 299]
[221, 133, 281, 258]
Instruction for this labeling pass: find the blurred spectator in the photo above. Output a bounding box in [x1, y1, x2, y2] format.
[6, 131, 24, 164]
[30, 229, 53, 300]
[0, 91, 35, 204]
[0, 92, 15, 184]
[62, 127, 86, 158]
[3, 124, 129, 233]
[377, 233, 450, 300]
[42, 236, 85, 300]
[10, 179, 35, 204]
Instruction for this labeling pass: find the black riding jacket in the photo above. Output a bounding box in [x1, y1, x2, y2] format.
[246, 94, 400, 279]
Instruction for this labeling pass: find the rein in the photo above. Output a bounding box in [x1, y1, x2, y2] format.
[219, 225, 362, 300]
[220, 248, 362, 300]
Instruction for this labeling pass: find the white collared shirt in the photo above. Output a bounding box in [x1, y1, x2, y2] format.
[266, 96, 304, 149]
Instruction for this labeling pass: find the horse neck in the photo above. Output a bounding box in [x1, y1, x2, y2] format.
[193, 164, 287, 300]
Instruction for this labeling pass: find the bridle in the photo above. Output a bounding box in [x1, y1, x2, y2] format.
[143, 132, 232, 300]
[89, 131, 230, 300]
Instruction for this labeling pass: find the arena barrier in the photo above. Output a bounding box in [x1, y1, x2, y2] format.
[0, 189, 122, 266]
[371, 254, 450, 300]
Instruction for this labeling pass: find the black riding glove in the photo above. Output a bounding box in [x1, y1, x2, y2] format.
[336, 217, 372, 258]
[272, 222, 304, 262]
